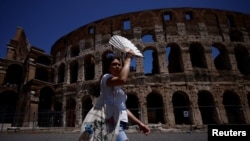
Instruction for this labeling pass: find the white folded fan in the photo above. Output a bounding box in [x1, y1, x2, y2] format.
[109, 35, 143, 57]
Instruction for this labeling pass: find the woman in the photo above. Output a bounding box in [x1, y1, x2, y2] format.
[79, 50, 150, 141]
[100, 50, 150, 141]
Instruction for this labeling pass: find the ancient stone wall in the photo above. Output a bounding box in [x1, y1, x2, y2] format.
[50, 8, 250, 129]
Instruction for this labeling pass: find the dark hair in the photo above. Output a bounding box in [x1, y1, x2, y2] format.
[102, 55, 120, 74]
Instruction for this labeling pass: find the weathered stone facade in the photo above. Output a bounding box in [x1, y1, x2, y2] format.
[0, 8, 250, 130]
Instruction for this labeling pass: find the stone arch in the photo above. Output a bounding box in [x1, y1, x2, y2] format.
[172, 91, 191, 125]
[166, 43, 184, 73]
[234, 44, 250, 75]
[70, 60, 78, 83]
[223, 91, 246, 124]
[126, 93, 140, 125]
[53, 101, 62, 127]
[66, 97, 76, 127]
[38, 86, 55, 127]
[5, 64, 23, 85]
[211, 43, 232, 71]
[0, 90, 18, 124]
[146, 91, 165, 124]
[81, 95, 93, 121]
[143, 46, 160, 75]
[198, 90, 219, 124]
[129, 55, 137, 72]
[84, 54, 95, 80]
[189, 42, 207, 69]
[57, 63, 65, 83]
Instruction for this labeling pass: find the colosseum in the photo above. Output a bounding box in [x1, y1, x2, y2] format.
[0, 7, 250, 131]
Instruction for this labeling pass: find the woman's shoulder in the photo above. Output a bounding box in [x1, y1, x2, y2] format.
[102, 73, 113, 79]
[101, 73, 113, 84]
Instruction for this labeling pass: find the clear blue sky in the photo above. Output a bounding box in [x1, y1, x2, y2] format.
[1, 0, 250, 58]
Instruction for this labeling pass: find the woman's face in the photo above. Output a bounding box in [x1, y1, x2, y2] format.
[109, 58, 121, 76]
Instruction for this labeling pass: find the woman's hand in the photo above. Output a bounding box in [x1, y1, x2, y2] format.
[127, 109, 151, 135]
[125, 49, 134, 59]
[138, 123, 151, 136]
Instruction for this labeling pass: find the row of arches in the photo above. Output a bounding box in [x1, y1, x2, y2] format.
[76, 89, 250, 127]
[3, 37, 249, 87]
[1, 54, 53, 86]
[132, 37, 250, 75]
[0, 86, 55, 127]
[1, 85, 249, 127]
[56, 39, 250, 84]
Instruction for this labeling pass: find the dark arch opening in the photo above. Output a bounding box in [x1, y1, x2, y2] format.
[38, 87, 54, 127]
[147, 93, 165, 124]
[223, 91, 246, 124]
[198, 91, 219, 124]
[172, 92, 191, 125]
[0, 91, 18, 125]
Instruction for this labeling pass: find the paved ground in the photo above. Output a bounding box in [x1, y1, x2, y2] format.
[0, 131, 207, 141]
